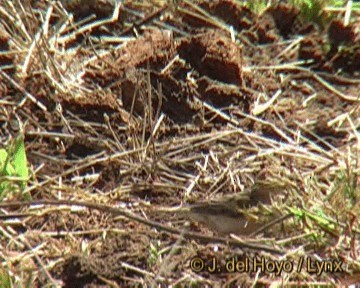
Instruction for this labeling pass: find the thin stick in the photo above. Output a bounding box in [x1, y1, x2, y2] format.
[0, 200, 284, 254]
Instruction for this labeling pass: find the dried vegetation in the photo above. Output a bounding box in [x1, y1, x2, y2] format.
[0, 0, 359, 286]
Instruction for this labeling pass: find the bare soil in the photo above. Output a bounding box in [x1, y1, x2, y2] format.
[0, 0, 359, 287]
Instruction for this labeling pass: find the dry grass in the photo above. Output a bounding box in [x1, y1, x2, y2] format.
[0, 0, 359, 287]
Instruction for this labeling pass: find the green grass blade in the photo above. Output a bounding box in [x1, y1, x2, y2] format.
[12, 134, 29, 188]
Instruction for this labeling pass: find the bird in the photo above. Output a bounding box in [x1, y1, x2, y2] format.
[159, 182, 287, 236]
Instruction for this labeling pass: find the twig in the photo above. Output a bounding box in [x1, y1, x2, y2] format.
[0, 70, 47, 111]
[120, 5, 168, 36]
[0, 200, 284, 254]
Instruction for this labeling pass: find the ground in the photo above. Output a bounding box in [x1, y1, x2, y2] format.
[0, 0, 359, 287]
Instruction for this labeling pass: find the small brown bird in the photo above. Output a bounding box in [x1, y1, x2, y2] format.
[160, 182, 286, 236]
